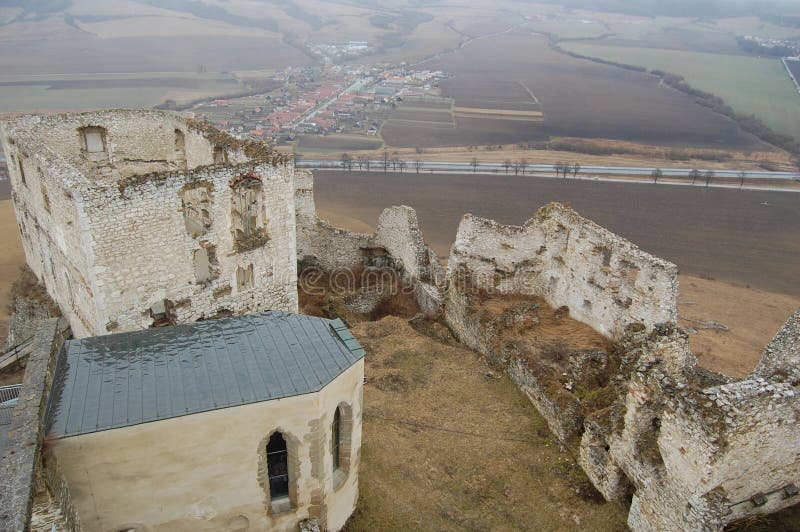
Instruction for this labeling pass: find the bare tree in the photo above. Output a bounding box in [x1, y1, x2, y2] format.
[340, 152, 352, 171]
[503, 160, 512, 174]
[382, 150, 390, 172]
[553, 163, 562, 176]
[651, 168, 663, 184]
[391, 157, 399, 171]
[398, 159, 408, 173]
[363, 157, 371, 172]
[519, 158, 528, 175]
[572, 163, 581, 178]
[689, 169, 701, 185]
[414, 159, 424, 174]
[738, 171, 747, 189]
[356, 156, 364, 171]
[470, 157, 479, 172]
[563, 164, 572, 178]
[512, 161, 521, 175]
[704, 170, 715, 188]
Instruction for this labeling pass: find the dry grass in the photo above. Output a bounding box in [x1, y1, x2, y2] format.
[345, 316, 628, 531]
[0, 200, 26, 342]
[477, 294, 611, 355]
[298, 267, 421, 324]
[679, 275, 800, 378]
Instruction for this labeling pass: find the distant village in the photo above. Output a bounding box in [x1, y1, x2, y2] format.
[184, 59, 448, 145]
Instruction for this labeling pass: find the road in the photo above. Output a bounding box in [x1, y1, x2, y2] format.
[296, 160, 800, 193]
[297, 159, 800, 180]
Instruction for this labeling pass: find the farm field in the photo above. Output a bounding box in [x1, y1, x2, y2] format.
[311, 171, 800, 297]
[296, 135, 383, 153]
[381, 32, 768, 150]
[0, 72, 241, 112]
[562, 42, 800, 141]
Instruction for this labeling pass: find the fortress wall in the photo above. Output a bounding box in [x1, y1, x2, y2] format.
[374, 206, 432, 282]
[752, 309, 800, 383]
[622, 375, 800, 531]
[294, 173, 444, 313]
[3, 111, 299, 338]
[2, 131, 100, 338]
[85, 162, 298, 335]
[447, 203, 678, 338]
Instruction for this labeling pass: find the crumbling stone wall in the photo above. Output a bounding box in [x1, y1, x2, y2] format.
[447, 203, 678, 338]
[588, 314, 800, 531]
[441, 203, 799, 531]
[0, 318, 69, 532]
[294, 172, 444, 314]
[2, 111, 298, 338]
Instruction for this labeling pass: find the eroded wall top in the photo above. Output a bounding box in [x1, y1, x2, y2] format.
[2, 109, 291, 187]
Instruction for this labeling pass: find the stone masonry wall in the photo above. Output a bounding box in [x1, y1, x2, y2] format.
[447, 203, 678, 338]
[294, 172, 443, 313]
[0, 318, 69, 532]
[2, 111, 298, 338]
[596, 313, 800, 532]
[85, 161, 298, 335]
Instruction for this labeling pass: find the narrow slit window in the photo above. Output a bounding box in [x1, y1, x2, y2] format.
[267, 432, 289, 499]
[332, 407, 341, 471]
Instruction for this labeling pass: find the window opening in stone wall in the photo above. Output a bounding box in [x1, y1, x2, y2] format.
[175, 129, 186, 157]
[332, 407, 342, 471]
[213, 146, 227, 164]
[267, 432, 289, 499]
[40, 182, 51, 213]
[16, 156, 25, 185]
[79, 126, 107, 153]
[149, 299, 175, 328]
[231, 174, 268, 251]
[180, 186, 212, 238]
[194, 244, 218, 284]
[237, 263, 254, 291]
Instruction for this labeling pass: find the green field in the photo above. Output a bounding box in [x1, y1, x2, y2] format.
[530, 18, 609, 39]
[562, 42, 800, 140]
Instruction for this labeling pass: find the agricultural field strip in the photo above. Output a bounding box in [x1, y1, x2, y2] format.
[452, 107, 544, 117]
[384, 119, 456, 128]
[561, 42, 800, 140]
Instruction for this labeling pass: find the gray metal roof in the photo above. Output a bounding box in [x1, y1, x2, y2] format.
[46, 312, 364, 439]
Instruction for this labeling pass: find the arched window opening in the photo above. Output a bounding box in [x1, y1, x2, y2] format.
[267, 432, 289, 500]
[332, 407, 341, 471]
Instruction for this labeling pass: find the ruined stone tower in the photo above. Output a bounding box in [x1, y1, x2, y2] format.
[1, 110, 300, 338]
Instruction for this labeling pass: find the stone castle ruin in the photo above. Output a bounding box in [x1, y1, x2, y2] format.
[1, 110, 299, 338]
[1, 110, 798, 531]
[296, 175, 799, 530]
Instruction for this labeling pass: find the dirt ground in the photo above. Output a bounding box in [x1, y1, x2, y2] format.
[345, 316, 629, 531]
[678, 276, 800, 378]
[0, 200, 25, 343]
